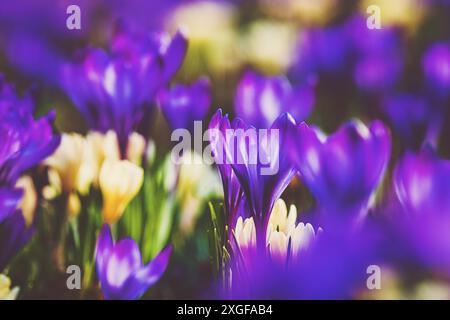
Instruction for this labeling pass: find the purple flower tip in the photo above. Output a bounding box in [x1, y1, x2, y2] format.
[95, 224, 172, 300]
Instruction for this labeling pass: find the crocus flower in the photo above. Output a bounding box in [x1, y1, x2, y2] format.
[0, 206, 35, 272]
[95, 224, 172, 300]
[422, 42, 450, 97]
[0, 274, 19, 300]
[61, 25, 187, 152]
[0, 174, 37, 272]
[159, 77, 211, 131]
[234, 71, 315, 128]
[346, 15, 404, 92]
[293, 26, 351, 77]
[208, 110, 297, 248]
[176, 151, 222, 235]
[0, 74, 60, 186]
[353, 54, 403, 92]
[381, 93, 431, 147]
[394, 148, 450, 216]
[0, 189, 22, 224]
[208, 111, 244, 230]
[99, 159, 144, 224]
[289, 119, 391, 222]
[233, 199, 321, 262]
[44, 133, 96, 196]
[227, 218, 384, 299]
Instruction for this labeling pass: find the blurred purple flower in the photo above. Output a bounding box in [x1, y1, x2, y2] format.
[381, 93, 431, 146]
[422, 42, 450, 97]
[226, 221, 386, 299]
[0, 75, 60, 186]
[354, 54, 403, 92]
[208, 110, 296, 248]
[160, 77, 211, 131]
[234, 71, 315, 129]
[95, 224, 172, 300]
[289, 119, 391, 222]
[293, 27, 351, 77]
[394, 148, 450, 216]
[345, 15, 401, 57]
[0, 207, 34, 272]
[346, 16, 404, 93]
[61, 25, 187, 152]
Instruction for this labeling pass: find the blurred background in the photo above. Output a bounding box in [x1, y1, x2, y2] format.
[0, 0, 449, 299]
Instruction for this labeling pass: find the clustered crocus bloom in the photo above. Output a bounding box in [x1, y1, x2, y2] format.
[95, 224, 172, 300]
[209, 109, 297, 249]
[43, 130, 149, 219]
[0, 75, 60, 271]
[293, 14, 403, 93]
[233, 199, 321, 262]
[61, 24, 187, 153]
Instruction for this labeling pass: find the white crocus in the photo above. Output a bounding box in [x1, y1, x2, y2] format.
[233, 198, 321, 262]
[267, 199, 320, 260]
[0, 274, 19, 300]
[234, 216, 257, 250]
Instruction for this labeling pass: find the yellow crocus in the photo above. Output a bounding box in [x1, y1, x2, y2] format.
[99, 159, 144, 224]
[44, 133, 93, 194]
[15, 176, 37, 228]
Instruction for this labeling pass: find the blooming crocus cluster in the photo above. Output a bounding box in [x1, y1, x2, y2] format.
[209, 109, 297, 249]
[95, 224, 172, 300]
[61, 24, 187, 152]
[233, 199, 321, 262]
[0, 75, 60, 271]
[43, 130, 148, 220]
[293, 14, 404, 93]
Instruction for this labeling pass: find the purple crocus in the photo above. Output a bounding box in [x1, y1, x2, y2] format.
[353, 54, 403, 93]
[0, 188, 22, 224]
[208, 109, 297, 248]
[159, 77, 211, 131]
[234, 71, 315, 129]
[61, 24, 187, 152]
[293, 26, 351, 78]
[0, 75, 58, 270]
[0, 75, 60, 186]
[226, 220, 386, 299]
[346, 15, 404, 93]
[0, 207, 34, 272]
[208, 111, 244, 231]
[381, 93, 431, 147]
[422, 42, 450, 97]
[289, 119, 391, 222]
[394, 148, 450, 216]
[95, 224, 172, 300]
